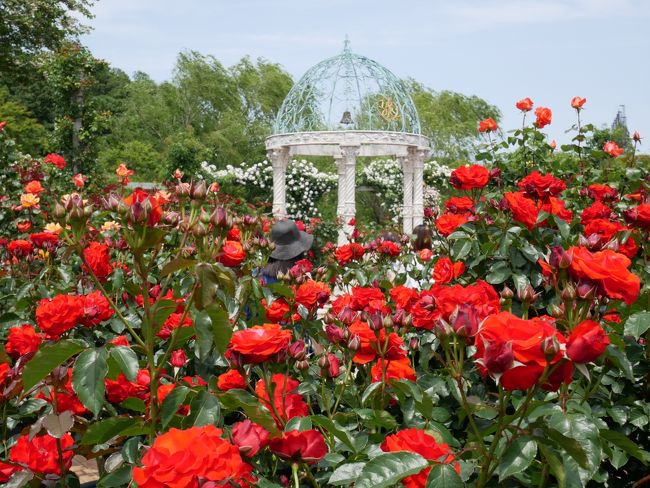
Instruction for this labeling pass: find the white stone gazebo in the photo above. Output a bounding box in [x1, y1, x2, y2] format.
[266, 40, 430, 244]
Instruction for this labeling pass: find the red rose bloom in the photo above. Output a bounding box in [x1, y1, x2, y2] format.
[7, 240, 33, 256]
[349, 320, 406, 364]
[389, 285, 419, 312]
[435, 212, 471, 236]
[16, 221, 32, 233]
[255, 374, 309, 425]
[433, 256, 465, 285]
[5, 325, 41, 358]
[81, 290, 115, 327]
[516, 97, 534, 112]
[624, 203, 650, 229]
[518, 171, 566, 199]
[567, 320, 610, 363]
[371, 358, 416, 382]
[377, 240, 401, 257]
[584, 219, 638, 258]
[580, 201, 613, 224]
[10, 433, 74, 475]
[227, 324, 292, 364]
[263, 297, 290, 323]
[219, 240, 246, 267]
[132, 426, 255, 488]
[381, 428, 459, 488]
[568, 246, 640, 305]
[36, 294, 85, 339]
[539, 197, 573, 223]
[418, 248, 433, 261]
[0, 460, 21, 483]
[478, 117, 498, 133]
[295, 280, 331, 309]
[231, 420, 270, 457]
[44, 153, 66, 169]
[24, 180, 45, 194]
[475, 312, 571, 391]
[29, 232, 58, 249]
[227, 226, 241, 241]
[157, 312, 193, 340]
[587, 183, 618, 202]
[105, 369, 150, 404]
[335, 242, 365, 264]
[36, 369, 88, 415]
[124, 188, 163, 226]
[349, 286, 386, 312]
[83, 242, 113, 280]
[504, 192, 539, 230]
[450, 164, 490, 191]
[571, 96, 586, 109]
[217, 369, 246, 391]
[269, 430, 327, 464]
[534, 106, 552, 128]
[445, 196, 475, 213]
[603, 141, 624, 157]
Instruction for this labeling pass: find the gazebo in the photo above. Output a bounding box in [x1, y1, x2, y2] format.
[266, 40, 431, 244]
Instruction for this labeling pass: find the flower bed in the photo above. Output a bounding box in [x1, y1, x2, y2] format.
[0, 100, 649, 488]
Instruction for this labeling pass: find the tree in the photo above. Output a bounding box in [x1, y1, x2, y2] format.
[406, 80, 501, 162]
[0, 86, 47, 154]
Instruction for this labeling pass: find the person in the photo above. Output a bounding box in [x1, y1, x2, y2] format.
[413, 224, 433, 251]
[259, 219, 314, 285]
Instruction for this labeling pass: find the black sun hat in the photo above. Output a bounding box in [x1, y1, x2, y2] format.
[270, 219, 314, 260]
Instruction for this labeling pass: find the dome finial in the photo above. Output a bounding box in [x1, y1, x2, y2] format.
[343, 35, 351, 53]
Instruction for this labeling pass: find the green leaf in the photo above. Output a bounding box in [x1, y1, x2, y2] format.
[195, 304, 232, 359]
[311, 415, 359, 453]
[22, 339, 86, 391]
[544, 429, 589, 468]
[605, 345, 634, 380]
[623, 311, 650, 340]
[219, 389, 279, 435]
[599, 429, 647, 462]
[160, 385, 190, 428]
[109, 346, 138, 382]
[97, 465, 132, 488]
[149, 299, 178, 332]
[486, 267, 510, 285]
[72, 348, 109, 416]
[185, 391, 221, 427]
[496, 437, 537, 481]
[549, 413, 602, 484]
[329, 462, 366, 485]
[82, 417, 143, 445]
[0, 312, 20, 326]
[355, 452, 428, 488]
[161, 257, 196, 277]
[361, 382, 382, 405]
[539, 445, 566, 488]
[425, 464, 463, 488]
[285, 416, 312, 432]
[195, 262, 220, 310]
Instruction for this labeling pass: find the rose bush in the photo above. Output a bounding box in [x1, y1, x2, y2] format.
[0, 97, 649, 488]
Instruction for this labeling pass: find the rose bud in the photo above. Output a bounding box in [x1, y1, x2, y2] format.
[541, 335, 561, 359]
[500, 285, 514, 300]
[577, 234, 589, 247]
[192, 222, 208, 237]
[489, 167, 502, 179]
[347, 335, 361, 351]
[368, 312, 383, 331]
[295, 360, 310, 370]
[170, 349, 187, 367]
[576, 282, 596, 300]
[547, 303, 564, 318]
[586, 234, 601, 249]
[338, 307, 356, 325]
[176, 182, 191, 196]
[632, 131, 642, 143]
[451, 304, 480, 337]
[325, 324, 344, 344]
[602, 239, 619, 252]
[561, 284, 576, 301]
[567, 320, 609, 363]
[549, 246, 572, 269]
[517, 284, 537, 303]
[210, 207, 231, 229]
[326, 353, 341, 378]
[483, 341, 514, 374]
[189, 180, 207, 200]
[409, 337, 420, 351]
[289, 340, 306, 361]
[317, 354, 330, 370]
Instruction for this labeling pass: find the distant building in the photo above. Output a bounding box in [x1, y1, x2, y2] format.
[611, 105, 630, 139]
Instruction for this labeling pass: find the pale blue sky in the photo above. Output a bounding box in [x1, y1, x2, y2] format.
[81, 0, 649, 151]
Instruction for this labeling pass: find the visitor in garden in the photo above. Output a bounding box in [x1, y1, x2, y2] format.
[412, 224, 433, 251]
[259, 219, 314, 285]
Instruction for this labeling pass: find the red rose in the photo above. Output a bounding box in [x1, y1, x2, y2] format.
[123, 188, 162, 226]
[0, 460, 21, 483]
[105, 369, 150, 404]
[475, 312, 571, 391]
[418, 248, 433, 261]
[603, 141, 624, 157]
[584, 219, 638, 258]
[263, 297, 290, 323]
[132, 426, 255, 487]
[534, 106, 552, 128]
[445, 196, 474, 213]
[567, 320, 609, 363]
[478, 117, 498, 133]
[433, 256, 465, 285]
[10, 433, 74, 475]
[83, 242, 113, 280]
[24, 180, 44, 194]
[170, 349, 187, 367]
[371, 358, 416, 382]
[269, 430, 327, 464]
[227, 225, 241, 241]
[518, 171, 566, 199]
[539, 197, 573, 224]
[218, 240, 246, 267]
[81, 290, 115, 327]
[44, 153, 66, 170]
[157, 312, 193, 339]
[295, 280, 331, 309]
[504, 192, 539, 230]
[381, 428, 459, 488]
[377, 240, 401, 256]
[580, 201, 613, 224]
[389, 285, 419, 312]
[568, 246, 640, 304]
[349, 320, 406, 364]
[349, 286, 386, 312]
[217, 369, 247, 391]
[29, 232, 58, 249]
[7, 240, 33, 256]
[435, 212, 471, 236]
[571, 96, 586, 109]
[450, 164, 490, 191]
[227, 323, 292, 364]
[334, 242, 365, 265]
[587, 183, 618, 202]
[5, 325, 41, 358]
[231, 420, 270, 457]
[516, 97, 534, 112]
[255, 374, 309, 425]
[36, 369, 87, 415]
[110, 335, 129, 346]
[36, 294, 85, 339]
[16, 221, 32, 233]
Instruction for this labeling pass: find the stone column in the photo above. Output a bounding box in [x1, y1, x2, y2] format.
[399, 155, 414, 234]
[268, 147, 290, 219]
[410, 147, 429, 228]
[337, 145, 360, 245]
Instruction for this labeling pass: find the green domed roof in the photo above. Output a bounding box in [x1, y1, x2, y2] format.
[274, 40, 421, 135]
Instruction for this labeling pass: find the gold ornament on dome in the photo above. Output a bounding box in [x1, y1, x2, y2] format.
[379, 96, 400, 122]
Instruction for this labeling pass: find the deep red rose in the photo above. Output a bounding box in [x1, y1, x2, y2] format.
[227, 324, 292, 364]
[81, 290, 115, 327]
[334, 242, 365, 264]
[170, 349, 187, 367]
[219, 240, 246, 267]
[105, 369, 150, 404]
[5, 325, 41, 358]
[10, 433, 74, 475]
[269, 430, 327, 464]
[450, 164, 490, 191]
[371, 358, 416, 382]
[478, 117, 498, 133]
[516, 97, 534, 112]
[377, 240, 401, 256]
[217, 369, 246, 391]
[83, 242, 113, 280]
[44, 153, 66, 169]
[381, 428, 459, 488]
[518, 171, 566, 199]
[445, 196, 475, 213]
[534, 106, 552, 128]
[433, 256, 465, 285]
[435, 212, 471, 236]
[504, 191, 539, 230]
[7, 240, 33, 256]
[389, 285, 419, 312]
[475, 312, 571, 391]
[295, 280, 331, 309]
[567, 320, 610, 363]
[231, 420, 270, 457]
[0, 460, 21, 483]
[36, 294, 85, 339]
[29, 232, 58, 249]
[587, 183, 618, 202]
[157, 312, 193, 340]
[227, 225, 241, 241]
[580, 201, 613, 224]
[255, 374, 309, 425]
[624, 203, 650, 229]
[132, 426, 255, 487]
[349, 286, 386, 312]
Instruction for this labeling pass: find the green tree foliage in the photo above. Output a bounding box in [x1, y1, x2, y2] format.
[406, 80, 501, 163]
[0, 86, 46, 154]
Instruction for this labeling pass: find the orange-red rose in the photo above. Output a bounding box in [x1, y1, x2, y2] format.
[83, 242, 113, 280]
[255, 374, 309, 425]
[567, 320, 609, 363]
[5, 325, 41, 358]
[269, 430, 327, 464]
[227, 324, 292, 364]
[36, 294, 85, 339]
[433, 256, 465, 285]
[504, 191, 539, 230]
[516, 97, 534, 112]
[478, 117, 498, 133]
[450, 164, 490, 191]
[217, 369, 247, 391]
[435, 212, 471, 236]
[10, 433, 74, 475]
[219, 240, 246, 267]
[534, 106, 552, 128]
[334, 242, 365, 264]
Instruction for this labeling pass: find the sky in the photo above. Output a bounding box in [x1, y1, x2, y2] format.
[81, 0, 650, 151]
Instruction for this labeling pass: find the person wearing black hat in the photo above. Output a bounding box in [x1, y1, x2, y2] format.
[259, 219, 314, 285]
